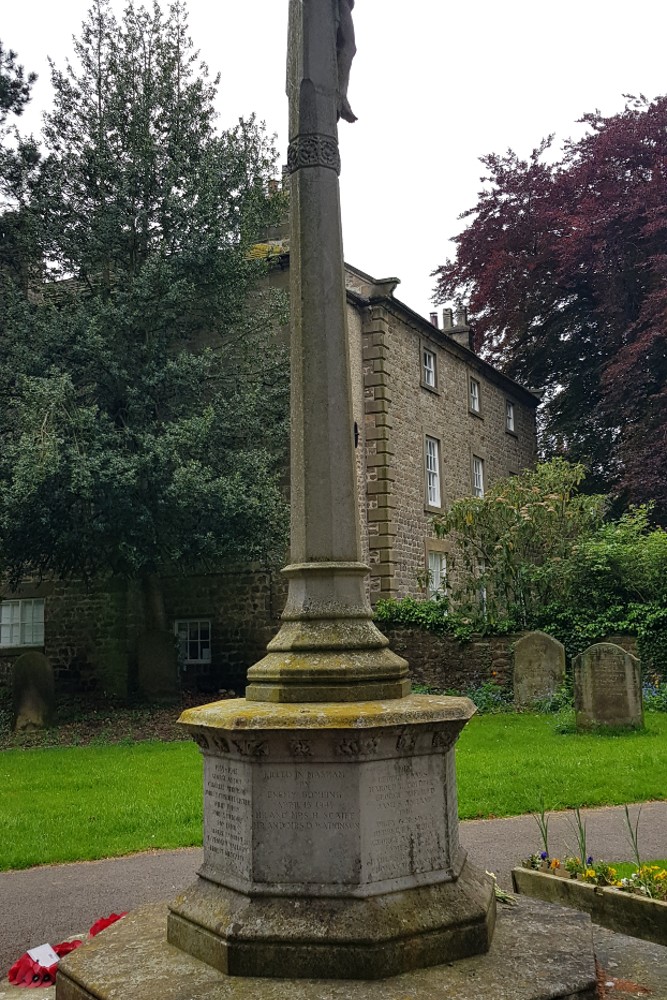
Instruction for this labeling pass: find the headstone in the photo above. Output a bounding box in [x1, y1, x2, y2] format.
[96, 649, 129, 700]
[136, 629, 179, 704]
[513, 631, 566, 708]
[574, 642, 643, 729]
[12, 651, 55, 732]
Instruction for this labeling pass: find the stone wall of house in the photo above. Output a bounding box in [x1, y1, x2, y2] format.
[361, 296, 538, 602]
[160, 568, 284, 693]
[384, 628, 521, 693]
[0, 570, 285, 698]
[347, 302, 371, 570]
[46, 578, 143, 696]
[0, 578, 142, 697]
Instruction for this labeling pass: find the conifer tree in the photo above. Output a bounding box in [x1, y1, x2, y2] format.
[0, 2, 289, 688]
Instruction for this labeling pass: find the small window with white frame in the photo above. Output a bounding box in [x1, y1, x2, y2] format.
[425, 436, 441, 508]
[472, 456, 485, 498]
[427, 550, 447, 599]
[469, 377, 481, 414]
[422, 346, 437, 390]
[506, 400, 516, 433]
[0, 598, 45, 647]
[175, 619, 211, 667]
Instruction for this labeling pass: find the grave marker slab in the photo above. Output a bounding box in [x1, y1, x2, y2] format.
[574, 642, 643, 729]
[12, 651, 55, 732]
[513, 631, 566, 708]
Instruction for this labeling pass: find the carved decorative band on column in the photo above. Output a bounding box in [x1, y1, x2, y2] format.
[287, 134, 342, 175]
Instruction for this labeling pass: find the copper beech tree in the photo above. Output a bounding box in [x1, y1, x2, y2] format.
[433, 95, 667, 521]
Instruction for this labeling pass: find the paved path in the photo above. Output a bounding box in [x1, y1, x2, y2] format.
[1, 801, 666, 990]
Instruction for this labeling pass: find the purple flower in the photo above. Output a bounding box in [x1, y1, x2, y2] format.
[586, 856, 593, 865]
[540, 851, 549, 861]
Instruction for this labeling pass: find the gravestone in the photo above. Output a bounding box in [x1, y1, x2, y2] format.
[574, 642, 643, 729]
[513, 631, 566, 708]
[137, 629, 179, 704]
[12, 651, 55, 732]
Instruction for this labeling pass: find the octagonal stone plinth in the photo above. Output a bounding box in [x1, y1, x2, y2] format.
[167, 696, 495, 979]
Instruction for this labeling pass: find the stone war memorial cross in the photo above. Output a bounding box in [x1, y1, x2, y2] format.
[56, 4, 599, 997]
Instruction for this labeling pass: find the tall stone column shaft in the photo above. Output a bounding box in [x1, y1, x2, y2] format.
[245, 0, 408, 703]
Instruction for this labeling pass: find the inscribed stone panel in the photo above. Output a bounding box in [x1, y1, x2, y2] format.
[203, 756, 253, 880]
[361, 754, 447, 882]
[252, 764, 360, 885]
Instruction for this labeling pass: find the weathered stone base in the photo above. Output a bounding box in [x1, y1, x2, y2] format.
[56, 897, 598, 1000]
[167, 860, 495, 979]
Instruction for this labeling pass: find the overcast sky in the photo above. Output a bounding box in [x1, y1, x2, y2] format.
[4, 1, 667, 316]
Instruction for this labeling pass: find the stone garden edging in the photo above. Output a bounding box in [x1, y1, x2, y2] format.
[511, 867, 667, 948]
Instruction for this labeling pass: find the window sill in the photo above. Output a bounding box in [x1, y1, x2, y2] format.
[0, 644, 45, 655]
[468, 408, 484, 419]
[420, 381, 441, 395]
[505, 429, 519, 439]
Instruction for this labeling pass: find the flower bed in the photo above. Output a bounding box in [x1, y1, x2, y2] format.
[511, 866, 667, 948]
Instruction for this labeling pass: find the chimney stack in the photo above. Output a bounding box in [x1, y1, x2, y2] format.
[429, 312, 439, 328]
[443, 305, 474, 351]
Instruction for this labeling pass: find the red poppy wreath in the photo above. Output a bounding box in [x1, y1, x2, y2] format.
[8, 913, 126, 988]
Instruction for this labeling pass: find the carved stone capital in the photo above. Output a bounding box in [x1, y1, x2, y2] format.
[287, 134, 341, 175]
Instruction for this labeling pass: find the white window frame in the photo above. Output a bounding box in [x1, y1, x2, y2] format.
[0, 598, 45, 647]
[506, 400, 515, 433]
[427, 550, 447, 599]
[469, 377, 481, 413]
[472, 456, 485, 498]
[422, 347, 437, 389]
[425, 436, 442, 508]
[175, 619, 212, 666]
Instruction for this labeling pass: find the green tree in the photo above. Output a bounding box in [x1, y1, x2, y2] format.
[433, 460, 667, 649]
[0, 1, 289, 692]
[0, 42, 36, 122]
[433, 459, 607, 626]
[0, 42, 40, 292]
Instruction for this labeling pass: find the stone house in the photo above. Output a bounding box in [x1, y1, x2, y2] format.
[343, 264, 538, 603]
[0, 260, 538, 697]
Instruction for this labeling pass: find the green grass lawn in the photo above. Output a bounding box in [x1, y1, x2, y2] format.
[456, 711, 667, 819]
[1, 712, 666, 871]
[611, 860, 667, 879]
[0, 740, 202, 871]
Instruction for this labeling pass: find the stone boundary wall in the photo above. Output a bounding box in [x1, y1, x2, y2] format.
[384, 629, 642, 694]
[384, 628, 521, 693]
[0, 609, 643, 701]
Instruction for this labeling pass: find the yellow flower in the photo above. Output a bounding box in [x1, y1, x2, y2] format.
[585, 869, 596, 879]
